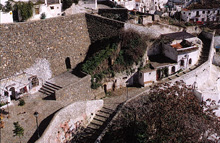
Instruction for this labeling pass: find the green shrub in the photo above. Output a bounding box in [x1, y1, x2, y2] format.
[13, 1, 33, 22]
[13, 122, 24, 138]
[18, 99, 25, 106]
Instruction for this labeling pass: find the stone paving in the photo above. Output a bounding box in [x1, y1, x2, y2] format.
[0, 72, 89, 143]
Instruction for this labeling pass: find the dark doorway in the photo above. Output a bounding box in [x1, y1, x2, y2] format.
[164, 67, 168, 77]
[104, 84, 107, 94]
[156, 69, 161, 81]
[65, 57, 71, 69]
[189, 58, 192, 65]
[9, 87, 16, 100]
[180, 60, 184, 67]
[172, 66, 175, 73]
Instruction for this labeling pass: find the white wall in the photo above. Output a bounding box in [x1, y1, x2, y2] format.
[181, 8, 220, 22]
[0, 11, 13, 23]
[139, 70, 156, 86]
[30, 3, 62, 20]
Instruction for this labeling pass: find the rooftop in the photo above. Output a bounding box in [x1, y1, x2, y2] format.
[161, 31, 195, 41]
[149, 54, 176, 68]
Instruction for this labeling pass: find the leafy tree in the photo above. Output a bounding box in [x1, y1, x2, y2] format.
[13, 122, 24, 143]
[0, 4, 3, 11]
[4, 1, 13, 12]
[103, 81, 220, 143]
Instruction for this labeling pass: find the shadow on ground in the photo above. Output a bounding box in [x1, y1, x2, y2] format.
[27, 108, 62, 143]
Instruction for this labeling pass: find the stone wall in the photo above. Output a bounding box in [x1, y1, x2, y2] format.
[85, 13, 124, 43]
[98, 8, 128, 22]
[56, 75, 94, 101]
[0, 13, 126, 81]
[0, 13, 91, 80]
[35, 100, 103, 143]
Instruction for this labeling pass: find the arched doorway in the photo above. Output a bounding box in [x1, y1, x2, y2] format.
[189, 58, 192, 65]
[65, 57, 71, 69]
[9, 87, 16, 100]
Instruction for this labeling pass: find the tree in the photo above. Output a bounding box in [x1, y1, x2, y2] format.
[13, 1, 33, 22]
[103, 81, 220, 143]
[13, 122, 24, 143]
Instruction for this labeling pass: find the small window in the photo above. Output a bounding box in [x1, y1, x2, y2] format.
[50, 6, 54, 10]
[57, 7, 59, 9]
[4, 91, 9, 96]
[208, 10, 210, 14]
[189, 12, 191, 15]
[202, 18, 204, 21]
[35, 8, 40, 14]
[136, 4, 138, 7]
[183, 12, 185, 14]
[203, 11, 205, 14]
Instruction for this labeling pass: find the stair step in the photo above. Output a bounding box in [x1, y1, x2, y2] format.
[44, 83, 61, 90]
[46, 81, 62, 89]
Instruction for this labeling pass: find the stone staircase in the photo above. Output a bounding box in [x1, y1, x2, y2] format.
[39, 81, 62, 100]
[70, 103, 124, 143]
[197, 33, 211, 66]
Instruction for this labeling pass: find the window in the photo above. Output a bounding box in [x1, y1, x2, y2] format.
[4, 91, 9, 96]
[136, 4, 138, 7]
[50, 6, 54, 10]
[202, 11, 205, 14]
[208, 10, 210, 14]
[202, 18, 204, 21]
[35, 8, 40, 14]
[196, 11, 199, 16]
[20, 87, 27, 94]
[183, 12, 185, 14]
[29, 76, 39, 88]
[189, 12, 191, 15]
[57, 7, 59, 9]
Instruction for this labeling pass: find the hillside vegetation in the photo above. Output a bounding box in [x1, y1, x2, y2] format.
[81, 30, 147, 89]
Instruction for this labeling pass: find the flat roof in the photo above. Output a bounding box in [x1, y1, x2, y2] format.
[161, 31, 195, 40]
[149, 54, 176, 68]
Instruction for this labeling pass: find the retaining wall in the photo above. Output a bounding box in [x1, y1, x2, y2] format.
[36, 100, 103, 143]
[0, 13, 91, 80]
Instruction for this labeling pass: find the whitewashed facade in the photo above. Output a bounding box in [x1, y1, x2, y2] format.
[139, 32, 202, 86]
[0, 73, 42, 105]
[181, 8, 220, 22]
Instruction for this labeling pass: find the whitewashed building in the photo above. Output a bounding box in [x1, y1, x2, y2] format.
[139, 31, 203, 87]
[0, 0, 13, 23]
[0, 73, 42, 105]
[181, 8, 220, 22]
[30, 0, 62, 20]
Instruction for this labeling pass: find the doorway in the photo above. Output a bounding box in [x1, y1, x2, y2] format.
[65, 57, 71, 69]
